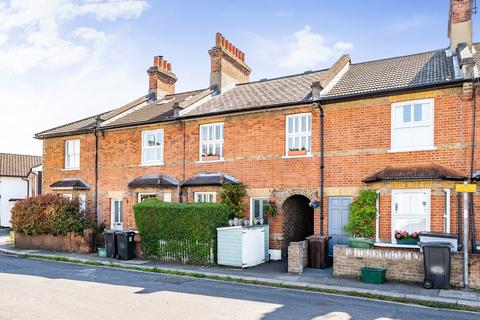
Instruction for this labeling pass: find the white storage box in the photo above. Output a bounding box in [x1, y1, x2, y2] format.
[217, 225, 268, 268]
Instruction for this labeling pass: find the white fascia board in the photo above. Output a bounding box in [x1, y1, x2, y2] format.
[320, 62, 350, 96]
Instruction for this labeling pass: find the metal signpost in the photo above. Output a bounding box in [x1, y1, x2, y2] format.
[455, 182, 477, 288]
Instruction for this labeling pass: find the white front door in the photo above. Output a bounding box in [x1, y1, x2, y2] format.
[391, 189, 430, 243]
[111, 199, 123, 230]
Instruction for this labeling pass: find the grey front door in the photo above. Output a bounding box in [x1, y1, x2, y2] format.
[328, 197, 352, 256]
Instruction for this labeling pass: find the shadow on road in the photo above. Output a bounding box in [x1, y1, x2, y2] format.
[0, 253, 473, 320]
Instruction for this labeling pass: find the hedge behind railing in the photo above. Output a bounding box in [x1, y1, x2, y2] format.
[134, 200, 230, 265]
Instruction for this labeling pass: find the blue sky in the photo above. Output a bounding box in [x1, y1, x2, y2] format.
[0, 0, 477, 155]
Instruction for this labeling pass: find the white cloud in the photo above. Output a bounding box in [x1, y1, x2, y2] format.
[73, 27, 107, 43]
[0, 0, 148, 75]
[278, 26, 353, 69]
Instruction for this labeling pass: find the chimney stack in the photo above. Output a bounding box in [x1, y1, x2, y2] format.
[147, 56, 177, 99]
[209, 32, 251, 92]
[448, 0, 473, 52]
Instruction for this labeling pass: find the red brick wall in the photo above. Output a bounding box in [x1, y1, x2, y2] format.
[42, 86, 480, 250]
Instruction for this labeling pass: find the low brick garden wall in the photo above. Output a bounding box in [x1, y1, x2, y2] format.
[15, 229, 95, 254]
[333, 245, 480, 289]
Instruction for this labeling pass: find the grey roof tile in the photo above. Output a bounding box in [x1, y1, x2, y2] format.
[0, 153, 42, 177]
[323, 49, 456, 98]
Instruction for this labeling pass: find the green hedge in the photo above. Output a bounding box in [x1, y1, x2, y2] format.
[134, 199, 230, 265]
[11, 194, 92, 235]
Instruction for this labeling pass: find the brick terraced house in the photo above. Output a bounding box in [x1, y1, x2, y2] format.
[36, 0, 480, 259]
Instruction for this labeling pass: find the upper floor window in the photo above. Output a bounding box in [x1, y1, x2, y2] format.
[195, 192, 216, 203]
[142, 129, 164, 165]
[391, 99, 434, 152]
[65, 139, 80, 169]
[199, 123, 224, 161]
[286, 113, 311, 156]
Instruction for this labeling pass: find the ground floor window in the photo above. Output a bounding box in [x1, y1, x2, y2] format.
[195, 192, 216, 203]
[138, 193, 156, 203]
[79, 194, 86, 211]
[391, 189, 430, 243]
[250, 197, 267, 222]
[163, 192, 172, 202]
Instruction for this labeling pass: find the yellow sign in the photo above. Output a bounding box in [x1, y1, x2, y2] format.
[455, 184, 477, 193]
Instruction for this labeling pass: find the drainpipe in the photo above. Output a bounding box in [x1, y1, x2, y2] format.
[314, 100, 325, 235]
[444, 188, 451, 233]
[94, 116, 101, 224]
[375, 190, 380, 243]
[458, 193, 463, 250]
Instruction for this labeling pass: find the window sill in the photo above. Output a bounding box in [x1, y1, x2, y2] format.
[196, 159, 225, 164]
[139, 162, 164, 167]
[62, 168, 80, 171]
[374, 242, 419, 249]
[282, 154, 313, 159]
[388, 146, 436, 153]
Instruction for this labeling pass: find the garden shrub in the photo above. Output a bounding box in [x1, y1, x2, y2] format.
[11, 194, 92, 235]
[134, 199, 230, 265]
[344, 189, 377, 238]
[219, 182, 247, 219]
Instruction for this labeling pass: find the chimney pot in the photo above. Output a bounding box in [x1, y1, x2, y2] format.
[209, 32, 251, 92]
[148, 55, 177, 98]
[216, 32, 222, 46]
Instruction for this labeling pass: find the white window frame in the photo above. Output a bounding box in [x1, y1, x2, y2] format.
[390, 98, 435, 152]
[141, 129, 164, 166]
[391, 189, 431, 243]
[79, 194, 86, 212]
[163, 192, 172, 202]
[62, 194, 72, 200]
[250, 197, 268, 223]
[137, 193, 156, 203]
[194, 192, 216, 203]
[64, 139, 80, 170]
[199, 123, 224, 162]
[285, 113, 312, 157]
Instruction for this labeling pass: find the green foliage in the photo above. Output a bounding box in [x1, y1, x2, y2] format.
[11, 194, 92, 235]
[344, 190, 377, 238]
[219, 183, 247, 219]
[263, 200, 278, 218]
[134, 199, 230, 265]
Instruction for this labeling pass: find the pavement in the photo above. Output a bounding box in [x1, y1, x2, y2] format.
[1, 228, 479, 311]
[1, 252, 478, 320]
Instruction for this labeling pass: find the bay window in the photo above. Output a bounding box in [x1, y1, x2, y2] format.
[391, 189, 430, 243]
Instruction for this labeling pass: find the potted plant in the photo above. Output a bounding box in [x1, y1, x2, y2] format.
[344, 189, 376, 249]
[309, 196, 319, 209]
[263, 196, 278, 223]
[202, 152, 220, 161]
[288, 147, 307, 156]
[394, 231, 420, 245]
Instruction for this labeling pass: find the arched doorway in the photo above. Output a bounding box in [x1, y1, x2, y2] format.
[282, 195, 314, 257]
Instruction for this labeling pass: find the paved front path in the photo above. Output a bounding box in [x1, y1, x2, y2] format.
[0, 253, 477, 320]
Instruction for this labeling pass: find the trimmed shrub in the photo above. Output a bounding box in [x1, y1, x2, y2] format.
[134, 199, 230, 265]
[11, 194, 92, 236]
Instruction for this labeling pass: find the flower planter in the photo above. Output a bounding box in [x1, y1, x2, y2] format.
[361, 267, 386, 284]
[97, 247, 107, 257]
[396, 239, 419, 245]
[288, 149, 307, 156]
[348, 237, 375, 249]
[202, 155, 220, 161]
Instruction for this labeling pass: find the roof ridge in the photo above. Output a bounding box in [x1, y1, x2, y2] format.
[0, 152, 41, 158]
[236, 68, 328, 86]
[350, 47, 448, 66]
